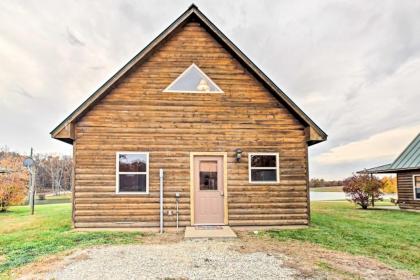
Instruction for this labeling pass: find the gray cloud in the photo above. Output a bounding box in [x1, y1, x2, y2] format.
[66, 27, 85, 46]
[11, 86, 34, 99]
[0, 0, 419, 179]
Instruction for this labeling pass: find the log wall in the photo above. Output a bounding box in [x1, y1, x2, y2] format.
[73, 21, 310, 228]
[397, 171, 420, 210]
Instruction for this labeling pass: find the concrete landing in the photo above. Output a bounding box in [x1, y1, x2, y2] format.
[184, 226, 237, 239]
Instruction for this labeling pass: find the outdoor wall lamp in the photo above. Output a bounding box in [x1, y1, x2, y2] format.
[235, 148, 243, 162]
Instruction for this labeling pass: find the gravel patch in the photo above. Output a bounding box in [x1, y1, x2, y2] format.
[43, 240, 301, 280]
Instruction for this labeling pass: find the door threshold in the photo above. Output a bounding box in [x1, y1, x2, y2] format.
[194, 225, 224, 230]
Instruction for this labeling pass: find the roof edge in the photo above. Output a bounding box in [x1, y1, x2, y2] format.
[51, 4, 327, 143]
[357, 164, 392, 174]
[358, 166, 420, 174]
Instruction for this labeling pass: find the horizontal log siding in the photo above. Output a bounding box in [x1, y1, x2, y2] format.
[397, 171, 420, 210]
[73, 21, 309, 228]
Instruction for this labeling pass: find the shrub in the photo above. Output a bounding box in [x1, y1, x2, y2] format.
[0, 184, 27, 211]
[37, 193, 46, 200]
[381, 176, 397, 194]
[0, 155, 28, 212]
[343, 174, 383, 209]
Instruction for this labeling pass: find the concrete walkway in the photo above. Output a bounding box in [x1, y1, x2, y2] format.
[184, 226, 237, 239]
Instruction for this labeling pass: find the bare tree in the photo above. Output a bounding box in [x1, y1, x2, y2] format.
[35, 154, 73, 195]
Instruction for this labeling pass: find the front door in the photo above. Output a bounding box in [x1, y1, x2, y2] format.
[193, 156, 224, 225]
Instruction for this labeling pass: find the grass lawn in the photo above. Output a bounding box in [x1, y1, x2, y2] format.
[268, 202, 420, 275]
[310, 186, 343, 192]
[0, 203, 142, 279]
[1, 200, 418, 278]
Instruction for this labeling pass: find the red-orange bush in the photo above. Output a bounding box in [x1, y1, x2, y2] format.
[343, 174, 383, 209]
[0, 155, 28, 211]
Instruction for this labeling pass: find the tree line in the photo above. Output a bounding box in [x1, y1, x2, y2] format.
[0, 147, 73, 211]
[309, 178, 343, 188]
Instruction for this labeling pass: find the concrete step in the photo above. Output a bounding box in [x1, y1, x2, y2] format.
[184, 226, 237, 239]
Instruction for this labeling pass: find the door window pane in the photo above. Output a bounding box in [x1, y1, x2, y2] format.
[200, 172, 218, 190]
[251, 169, 277, 182]
[119, 174, 146, 192]
[119, 154, 147, 172]
[199, 161, 218, 190]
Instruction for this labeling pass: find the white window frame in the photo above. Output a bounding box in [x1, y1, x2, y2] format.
[413, 175, 420, 200]
[116, 152, 149, 195]
[163, 63, 224, 93]
[248, 152, 280, 184]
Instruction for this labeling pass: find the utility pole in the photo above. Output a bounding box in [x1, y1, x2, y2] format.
[28, 148, 33, 207]
[24, 148, 36, 215]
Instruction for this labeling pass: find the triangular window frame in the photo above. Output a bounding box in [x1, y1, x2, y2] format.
[163, 63, 224, 93]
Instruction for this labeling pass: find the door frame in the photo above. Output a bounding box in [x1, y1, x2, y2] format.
[190, 152, 228, 225]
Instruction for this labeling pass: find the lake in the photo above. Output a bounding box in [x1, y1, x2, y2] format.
[310, 192, 397, 201]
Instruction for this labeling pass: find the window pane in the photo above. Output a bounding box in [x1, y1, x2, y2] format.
[251, 169, 277, 182]
[119, 174, 146, 192]
[166, 65, 221, 92]
[251, 155, 276, 167]
[415, 188, 420, 199]
[415, 176, 420, 187]
[119, 154, 147, 172]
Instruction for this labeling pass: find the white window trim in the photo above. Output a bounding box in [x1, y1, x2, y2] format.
[116, 152, 149, 195]
[248, 152, 280, 184]
[413, 174, 420, 200]
[163, 63, 224, 93]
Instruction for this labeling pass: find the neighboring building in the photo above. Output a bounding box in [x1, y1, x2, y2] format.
[360, 133, 420, 210]
[51, 5, 327, 230]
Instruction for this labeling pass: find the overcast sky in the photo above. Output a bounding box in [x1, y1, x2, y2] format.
[1, 0, 419, 179]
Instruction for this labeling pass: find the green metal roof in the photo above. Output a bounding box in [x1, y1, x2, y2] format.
[389, 132, 420, 170]
[358, 133, 420, 173]
[359, 164, 392, 174]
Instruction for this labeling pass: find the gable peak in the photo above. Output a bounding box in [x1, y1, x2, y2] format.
[188, 3, 199, 10]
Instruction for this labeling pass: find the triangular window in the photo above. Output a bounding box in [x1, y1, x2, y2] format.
[163, 63, 223, 93]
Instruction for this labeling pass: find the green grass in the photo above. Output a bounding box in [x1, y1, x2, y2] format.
[1, 200, 418, 278]
[310, 186, 343, 192]
[267, 202, 420, 275]
[0, 203, 142, 278]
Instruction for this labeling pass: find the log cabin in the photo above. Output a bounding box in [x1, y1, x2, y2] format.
[51, 5, 327, 230]
[360, 133, 420, 211]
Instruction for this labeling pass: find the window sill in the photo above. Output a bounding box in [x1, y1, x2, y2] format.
[249, 181, 280, 184]
[115, 192, 149, 195]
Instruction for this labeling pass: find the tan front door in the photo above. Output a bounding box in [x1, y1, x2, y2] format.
[193, 156, 224, 225]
